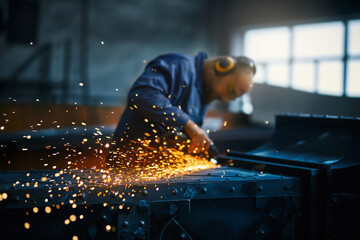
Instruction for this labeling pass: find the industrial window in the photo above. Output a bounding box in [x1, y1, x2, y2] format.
[347, 20, 360, 97]
[241, 19, 360, 97]
[244, 27, 290, 86]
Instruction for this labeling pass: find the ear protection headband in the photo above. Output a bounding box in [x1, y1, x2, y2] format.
[214, 56, 257, 76]
[214, 57, 236, 76]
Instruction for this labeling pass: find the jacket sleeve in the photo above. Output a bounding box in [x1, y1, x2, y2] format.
[127, 58, 191, 132]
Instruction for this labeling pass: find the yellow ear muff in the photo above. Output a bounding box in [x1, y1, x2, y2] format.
[214, 57, 236, 75]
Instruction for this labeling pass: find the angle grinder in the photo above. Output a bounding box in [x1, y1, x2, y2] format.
[161, 131, 218, 163]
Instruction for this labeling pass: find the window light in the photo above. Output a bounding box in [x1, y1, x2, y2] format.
[318, 61, 343, 96]
[348, 20, 360, 56]
[346, 60, 360, 97]
[293, 22, 344, 58]
[291, 62, 316, 92]
[244, 27, 290, 61]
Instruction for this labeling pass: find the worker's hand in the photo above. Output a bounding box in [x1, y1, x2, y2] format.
[184, 120, 211, 154]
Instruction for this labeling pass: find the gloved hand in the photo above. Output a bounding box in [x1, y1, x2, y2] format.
[161, 131, 218, 160]
[183, 119, 212, 154]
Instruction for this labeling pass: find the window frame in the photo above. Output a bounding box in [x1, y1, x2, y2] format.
[233, 17, 360, 97]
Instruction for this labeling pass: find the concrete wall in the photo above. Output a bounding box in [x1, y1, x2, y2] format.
[0, 0, 215, 105]
[250, 84, 360, 125]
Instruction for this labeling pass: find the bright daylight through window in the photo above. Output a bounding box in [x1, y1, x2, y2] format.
[242, 19, 360, 97]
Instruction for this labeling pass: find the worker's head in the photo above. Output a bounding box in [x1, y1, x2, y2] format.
[203, 56, 256, 103]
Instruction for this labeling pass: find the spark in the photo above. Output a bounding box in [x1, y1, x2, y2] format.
[24, 222, 30, 229]
[106, 225, 111, 231]
[45, 206, 51, 214]
[2, 193, 8, 200]
[70, 215, 76, 222]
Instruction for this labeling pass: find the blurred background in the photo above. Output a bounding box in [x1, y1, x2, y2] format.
[0, 0, 359, 169]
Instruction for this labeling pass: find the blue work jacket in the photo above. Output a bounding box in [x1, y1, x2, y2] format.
[113, 51, 209, 146]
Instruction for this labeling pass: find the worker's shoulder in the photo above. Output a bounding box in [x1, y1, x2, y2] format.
[153, 52, 193, 64]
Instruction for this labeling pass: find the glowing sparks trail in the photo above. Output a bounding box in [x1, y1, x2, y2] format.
[105, 136, 217, 183]
[107, 148, 217, 184]
[1, 97, 219, 238]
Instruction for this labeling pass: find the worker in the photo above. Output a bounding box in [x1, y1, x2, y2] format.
[109, 51, 256, 162]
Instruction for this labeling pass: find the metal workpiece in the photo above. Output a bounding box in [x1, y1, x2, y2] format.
[0, 166, 302, 239]
[0, 167, 301, 209]
[1, 114, 359, 239]
[218, 114, 360, 240]
[116, 200, 150, 240]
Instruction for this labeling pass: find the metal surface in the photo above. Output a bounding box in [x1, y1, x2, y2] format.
[1, 114, 359, 239]
[218, 114, 360, 240]
[0, 167, 302, 239]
